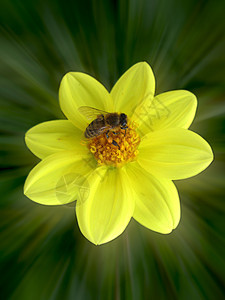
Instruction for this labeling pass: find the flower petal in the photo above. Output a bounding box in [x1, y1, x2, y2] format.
[138, 128, 213, 180]
[110, 62, 155, 118]
[24, 151, 94, 205]
[59, 72, 113, 130]
[137, 90, 197, 136]
[25, 120, 87, 159]
[76, 166, 135, 245]
[125, 162, 180, 233]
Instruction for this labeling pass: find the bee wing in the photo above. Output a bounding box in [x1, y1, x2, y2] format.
[78, 106, 109, 121]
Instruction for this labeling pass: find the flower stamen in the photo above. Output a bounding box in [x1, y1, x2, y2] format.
[87, 122, 140, 167]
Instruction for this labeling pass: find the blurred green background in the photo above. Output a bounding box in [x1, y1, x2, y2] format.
[1, 0, 225, 299]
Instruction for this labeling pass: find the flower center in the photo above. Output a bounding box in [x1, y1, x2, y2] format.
[87, 122, 140, 167]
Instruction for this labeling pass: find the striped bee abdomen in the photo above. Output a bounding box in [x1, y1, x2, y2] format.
[85, 117, 105, 138]
[85, 122, 96, 138]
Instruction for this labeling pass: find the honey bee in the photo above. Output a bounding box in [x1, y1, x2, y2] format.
[78, 106, 128, 147]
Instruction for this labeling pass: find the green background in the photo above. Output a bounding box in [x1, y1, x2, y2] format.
[1, 0, 225, 299]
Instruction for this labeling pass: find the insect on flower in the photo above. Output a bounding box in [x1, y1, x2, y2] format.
[24, 62, 213, 245]
[78, 106, 128, 148]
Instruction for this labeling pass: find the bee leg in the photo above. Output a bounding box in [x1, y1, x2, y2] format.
[121, 126, 128, 136]
[112, 131, 119, 135]
[112, 140, 120, 150]
[106, 130, 109, 139]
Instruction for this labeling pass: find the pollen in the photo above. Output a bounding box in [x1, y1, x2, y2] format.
[86, 122, 140, 167]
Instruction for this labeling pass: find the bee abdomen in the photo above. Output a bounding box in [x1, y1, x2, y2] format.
[85, 128, 95, 138]
[85, 122, 98, 138]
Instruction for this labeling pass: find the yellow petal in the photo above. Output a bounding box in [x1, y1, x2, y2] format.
[125, 162, 180, 233]
[137, 90, 197, 136]
[59, 72, 113, 130]
[110, 62, 155, 118]
[24, 151, 94, 205]
[76, 166, 135, 245]
[25, 120, 87, 159]
[138, 128, 213, 180]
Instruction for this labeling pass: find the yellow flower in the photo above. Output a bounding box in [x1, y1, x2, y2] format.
[24, 62, 213, 245]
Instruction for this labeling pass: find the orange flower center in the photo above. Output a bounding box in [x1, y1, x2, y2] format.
[87, 122, 140, 167]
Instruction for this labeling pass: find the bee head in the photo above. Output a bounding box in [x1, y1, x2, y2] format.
[120, 113, 127, 127]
